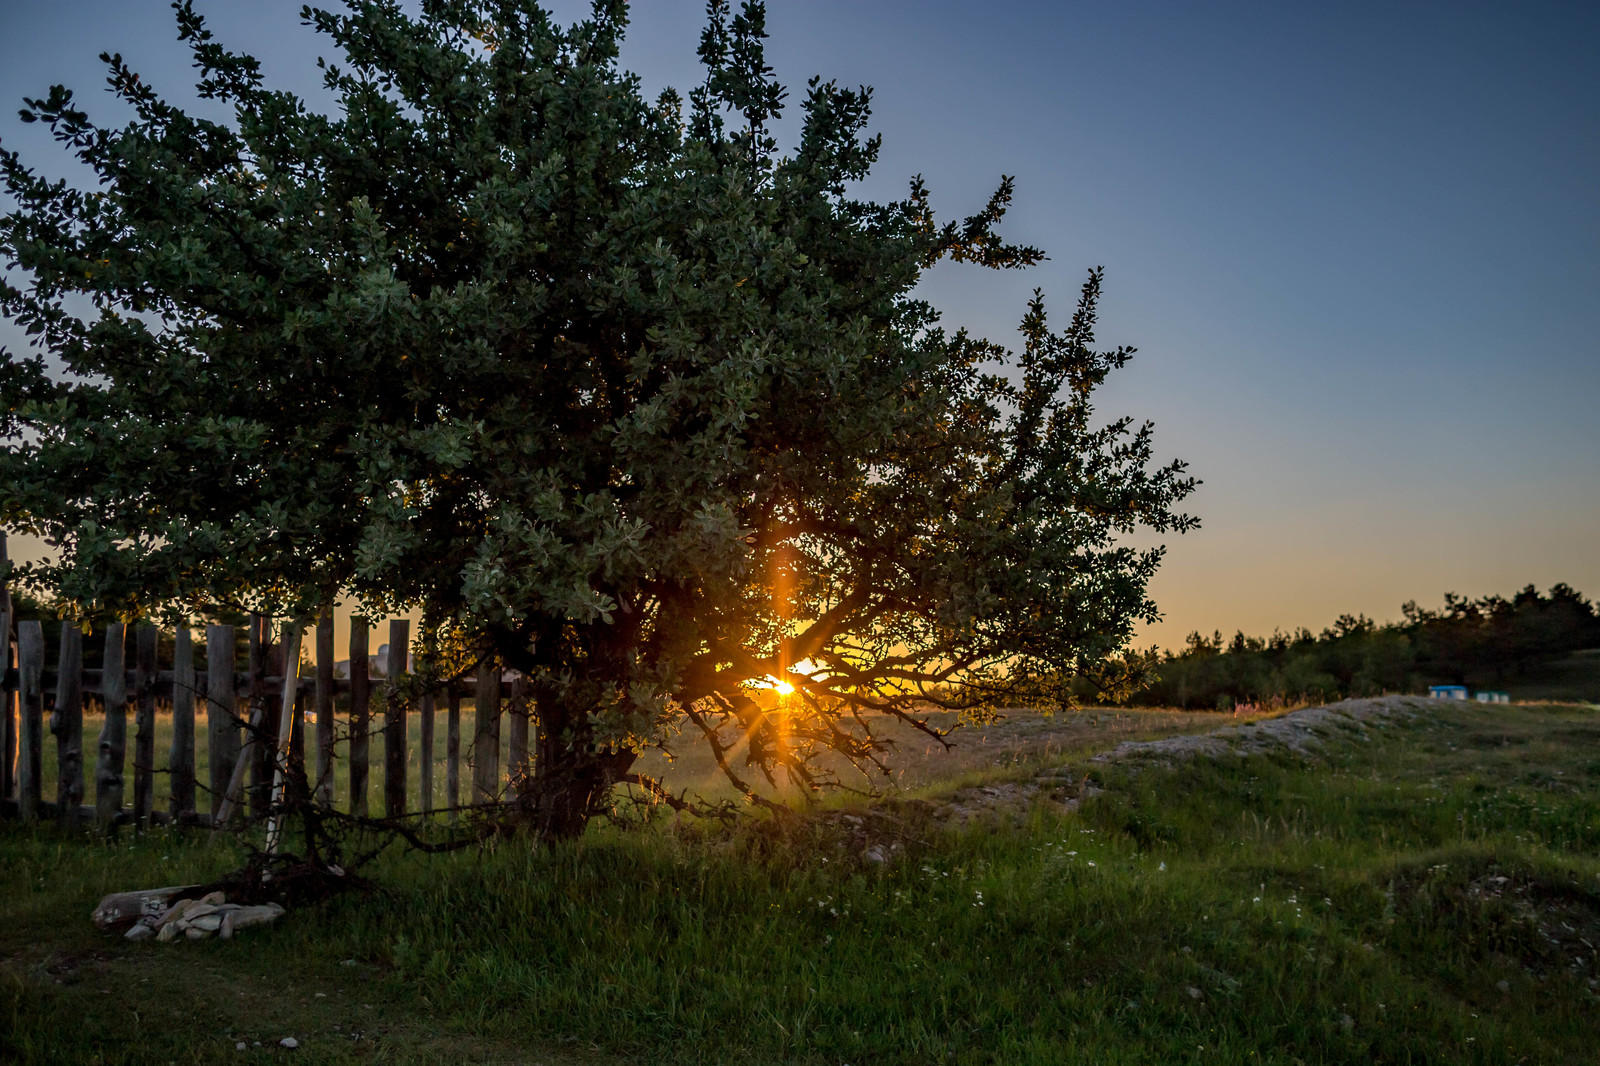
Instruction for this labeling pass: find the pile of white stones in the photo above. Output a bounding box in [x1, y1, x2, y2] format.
[123, 891, 285, 942]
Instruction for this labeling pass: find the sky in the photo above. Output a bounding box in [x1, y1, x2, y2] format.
[1, 0, 1596, 650]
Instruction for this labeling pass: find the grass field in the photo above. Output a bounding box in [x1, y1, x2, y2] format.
[34, 702, 1259, 815]
[3, 699, 1598, 1065]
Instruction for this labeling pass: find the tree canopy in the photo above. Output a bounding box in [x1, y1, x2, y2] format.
[0, 0, 1196, 836]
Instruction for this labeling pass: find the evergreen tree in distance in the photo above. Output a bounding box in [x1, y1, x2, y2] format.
[0, 0, 1196, 837]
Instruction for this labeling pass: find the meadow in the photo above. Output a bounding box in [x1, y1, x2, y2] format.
[3, 698, 1598, 1065]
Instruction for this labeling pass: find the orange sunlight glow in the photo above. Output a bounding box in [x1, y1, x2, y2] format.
[771, 678, 795, 696]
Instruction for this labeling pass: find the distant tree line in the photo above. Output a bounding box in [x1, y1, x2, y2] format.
[1120, 584, 1600, 711]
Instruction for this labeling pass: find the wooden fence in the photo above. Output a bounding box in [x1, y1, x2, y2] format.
[0, 534, 526, 829]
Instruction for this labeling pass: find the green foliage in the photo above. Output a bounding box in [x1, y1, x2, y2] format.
[1130, 584, 1600, 709]
[0, 1, 1194, 829]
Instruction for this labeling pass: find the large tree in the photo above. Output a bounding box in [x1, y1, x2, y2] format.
[0, 0, 1196, 837]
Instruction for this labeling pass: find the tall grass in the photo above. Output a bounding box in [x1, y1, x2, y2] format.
[4, 701, 1598, 1064]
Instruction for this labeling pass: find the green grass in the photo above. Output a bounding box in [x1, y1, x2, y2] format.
[4, 701, 1599, 1064]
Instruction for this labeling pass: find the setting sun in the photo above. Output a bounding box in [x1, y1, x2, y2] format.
[771, 679, 794, 696]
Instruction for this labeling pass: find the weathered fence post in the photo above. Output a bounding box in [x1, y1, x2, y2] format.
[314, 608, 335, 806]
[247, 614, 271, 819]
[17, 621, 43, 820]
[53, 622, 84, 825]
[215, 647, 277, 830]
[1, 531, 13, 801]
[508, 673, 529, 802]
[169, 626, 196, 820]
[94, 623, 127, 824]
[472, 656, 501, 804]
[206, 624, 239, 823]
[419, 689, 435, 814]
[133, 625, 157, 825]
[446, 684, 461, 820]
[0, 613, 11, 805]
[265, 623, 303, 854]
[384, 620, 409, 817]
[349, 617, 370, 818]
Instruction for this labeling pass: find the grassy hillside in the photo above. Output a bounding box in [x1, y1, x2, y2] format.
[4, 700, 1599, 1065]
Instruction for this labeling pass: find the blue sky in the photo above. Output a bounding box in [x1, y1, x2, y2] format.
[2, 0, 1596, 647]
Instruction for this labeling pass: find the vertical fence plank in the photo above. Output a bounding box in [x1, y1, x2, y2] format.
[134, 625, 157, 825]
[290, 689, 307, 773]
[348, 618, 370, 818]
[264, 624, 303, 853]
[215, 639, 277, 831]
[17, 621, 42, 820]
[52, 622, 84, 825]
[1, 613, 11, 804]
[419, 690, 435, 814]
[283, 625, 305, 774]
[314, 608, 334, 806]
[384, 620, 409, 817]
[508, 673, 529, 802]
[95, 624, 127, 824]
[446, 684, 461, 820]
[206, 624, 238, 823]
[247, 614, 270, 819]
[1, 614, 11, 804]
[1, 531, 12, 801]
[472, 656, 501, 804]
[170, 626, 196, 820]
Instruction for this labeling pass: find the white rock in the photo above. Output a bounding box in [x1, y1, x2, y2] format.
[157, 921, 181, 942]
[124, 923, 155, 941]
[200, 890, 226, 906]
[185, 926, 210, 939]
[189, 914, 224, 933]
[228, 904, 285, 931]
[279, 1037, 299, 1049]
[220, 912, 235, 940]
[155, 898, 196, 929]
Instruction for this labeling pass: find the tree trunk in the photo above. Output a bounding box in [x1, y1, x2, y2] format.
[523, 689, 637, 840]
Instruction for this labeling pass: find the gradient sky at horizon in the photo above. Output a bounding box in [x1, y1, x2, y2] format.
[1, 0, 1596, 649]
